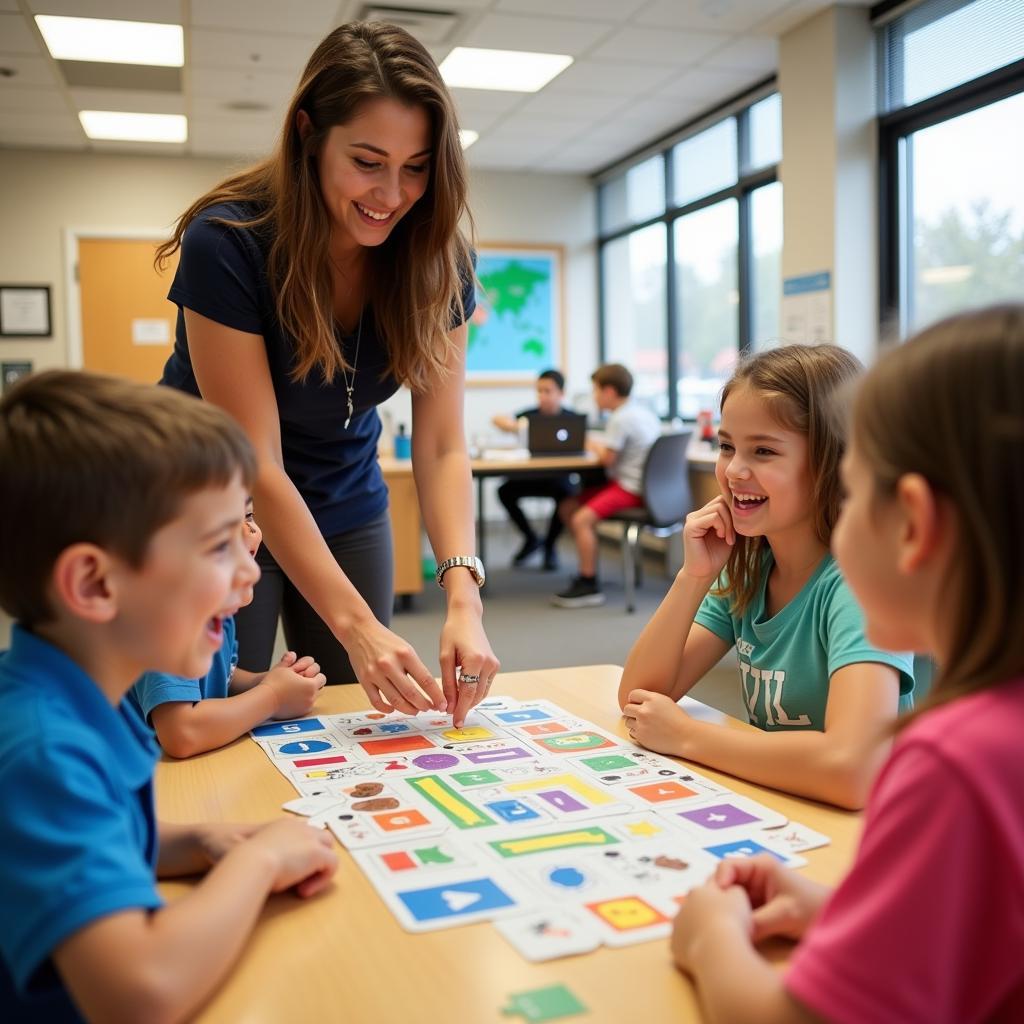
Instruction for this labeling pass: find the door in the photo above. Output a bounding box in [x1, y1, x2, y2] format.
[78, 237, 178, 383]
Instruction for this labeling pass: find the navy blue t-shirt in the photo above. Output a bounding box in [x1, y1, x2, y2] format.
[162, 201, 476, 538]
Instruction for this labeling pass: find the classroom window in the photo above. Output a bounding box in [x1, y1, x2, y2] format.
[597, 87, 781, 420]
[878, 0, 1024, 330]
[601, 224, 669, 415]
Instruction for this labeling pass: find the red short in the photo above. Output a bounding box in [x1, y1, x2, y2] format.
[579, 481, 645, 519]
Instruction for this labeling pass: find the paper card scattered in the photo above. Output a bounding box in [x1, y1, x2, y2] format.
[495, 910, 601, 962]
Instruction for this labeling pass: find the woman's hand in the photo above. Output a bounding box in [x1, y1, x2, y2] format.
[344, 617, 447, 716]
[682, 495, 736, 581]
[622, 689, 691, 755]
[440, 603, 500, 728]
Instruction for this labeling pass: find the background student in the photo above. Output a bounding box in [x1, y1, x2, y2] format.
[128, 499, 327, 759]
[491, 368, 578, 570]
[157, 21, 497, 725]
[620, 346, 913, 809]
[671, 304, 1024, 1024]
[552, 363, 660, 608]
[0, 372, 337, 1022]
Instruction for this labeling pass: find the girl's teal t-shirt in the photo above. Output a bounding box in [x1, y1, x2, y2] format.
[694, 553, 915, 731]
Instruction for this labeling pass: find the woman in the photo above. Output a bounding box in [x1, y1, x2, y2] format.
[157, 22, 498, 727]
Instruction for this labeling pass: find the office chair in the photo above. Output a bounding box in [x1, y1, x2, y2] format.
[606, 430, 693, 613]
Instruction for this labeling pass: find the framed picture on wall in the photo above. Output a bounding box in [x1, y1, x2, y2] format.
[1, 361, 33, 394]
[466, 244, 564, 386]
[0, 285, 51, 337]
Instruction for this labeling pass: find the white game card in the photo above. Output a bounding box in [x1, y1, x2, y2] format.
[495, 909, 602, 961]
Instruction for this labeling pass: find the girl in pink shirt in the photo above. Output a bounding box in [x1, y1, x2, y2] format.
[670, 303, 1024, 1024]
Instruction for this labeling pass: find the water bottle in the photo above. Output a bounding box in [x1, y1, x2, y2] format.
[394, 423, 411, 459]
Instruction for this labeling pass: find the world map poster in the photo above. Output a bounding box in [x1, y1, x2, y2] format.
[466, 245, 563, 383]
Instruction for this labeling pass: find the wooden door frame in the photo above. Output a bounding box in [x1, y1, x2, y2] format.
[63, 227, 170, 369]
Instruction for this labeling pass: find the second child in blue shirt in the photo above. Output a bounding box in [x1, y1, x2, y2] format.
[619, 345, 913, 810]
[128, 498, 326, 758]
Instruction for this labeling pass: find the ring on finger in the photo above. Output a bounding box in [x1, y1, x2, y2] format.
[457, 672, 481, 687]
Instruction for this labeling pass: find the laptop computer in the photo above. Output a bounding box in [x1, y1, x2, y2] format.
[527, 412, 588, 456]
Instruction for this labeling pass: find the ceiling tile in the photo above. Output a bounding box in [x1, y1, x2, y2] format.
[88, 137, 186, 155]
[0, 13, 43, 55]
[190, 66, 299, 106]
[518, 89, 626, 120]
[0, 54, 61, 88]
[189, 27, 319, 73]
[189, 116, 278, 157]
[26, 0, 182, 22]
[590, 26, 730, 64]
[190, 0, 338, 36]
[0, 85, 69, 113]
[542, 59, 681, 97]
[703, 36, 778, 73]
[490, 113, 587, 142]
[451, 87, 526, 115]
[0, 0, 21, 11]
[657, 66, 760, 101]
[461, 14, 614, 56]
[635, 0, 792, 34]
[69, 87, 185, 115]
[0, 108, 81, 142]
[494, 0, 645, 19]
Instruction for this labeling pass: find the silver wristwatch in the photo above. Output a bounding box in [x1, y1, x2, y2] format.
[435, 555, 486, 588]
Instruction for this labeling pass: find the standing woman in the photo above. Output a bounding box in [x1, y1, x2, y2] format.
[157, 22, 498, 725]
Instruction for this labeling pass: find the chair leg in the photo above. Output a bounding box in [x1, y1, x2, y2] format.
[622, 526, 636, 613]
[633, 525, 644, 588]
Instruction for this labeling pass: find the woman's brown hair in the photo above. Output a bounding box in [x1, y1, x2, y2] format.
[852, 304, 1024, 717]
[156, 21, 473, 391]
[715, 344, 863, 615]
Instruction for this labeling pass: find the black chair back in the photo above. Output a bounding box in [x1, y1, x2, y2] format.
[641, 431, 693, 527]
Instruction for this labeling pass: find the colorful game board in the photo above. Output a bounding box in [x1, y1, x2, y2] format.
[251, 697, 827, 959]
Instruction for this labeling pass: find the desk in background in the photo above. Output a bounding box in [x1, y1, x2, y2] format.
[156, 665, 860, 1024]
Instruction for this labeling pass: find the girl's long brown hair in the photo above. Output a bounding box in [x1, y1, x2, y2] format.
[156, 22, 473, 391]
[853, 304, 1024, 718]
[715, 344, 863, 615]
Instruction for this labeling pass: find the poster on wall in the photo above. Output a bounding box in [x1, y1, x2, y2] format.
[0, 285, 51, 337]
[466, 245, 563, 386]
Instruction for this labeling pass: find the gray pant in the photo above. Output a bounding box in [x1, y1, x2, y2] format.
[235, 511, 394, 685]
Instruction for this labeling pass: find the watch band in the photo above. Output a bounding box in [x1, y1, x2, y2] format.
[435, 555, 486, 588]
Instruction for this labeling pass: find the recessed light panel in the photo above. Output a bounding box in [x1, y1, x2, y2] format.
[79, 111, 188, 143]
[440, 47, 572, 93]
[36, 15, 184, 67]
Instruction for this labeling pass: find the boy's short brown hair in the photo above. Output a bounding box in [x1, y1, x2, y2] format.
[0, 370, 256, 626]
[591, 363, 633, 397]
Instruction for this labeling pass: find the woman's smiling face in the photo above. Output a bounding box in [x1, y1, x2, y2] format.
[312, 96, 432, 251]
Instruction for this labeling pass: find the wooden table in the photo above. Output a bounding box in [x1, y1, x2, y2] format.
[157, 666, 861, 1024]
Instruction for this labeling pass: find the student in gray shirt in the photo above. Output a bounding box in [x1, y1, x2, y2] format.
[552, 364, 660, 607]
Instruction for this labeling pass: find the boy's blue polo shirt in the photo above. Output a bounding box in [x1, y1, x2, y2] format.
[0, 625, 162, 1018]
[127, 616, 237, 725]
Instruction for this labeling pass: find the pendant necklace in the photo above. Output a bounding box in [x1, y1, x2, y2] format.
[340, 308, 363, 430]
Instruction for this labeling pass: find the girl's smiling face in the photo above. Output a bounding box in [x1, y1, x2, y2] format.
[715, 385, 816, 541]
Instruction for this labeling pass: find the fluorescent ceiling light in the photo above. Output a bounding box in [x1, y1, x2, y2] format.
[459, 129, 479, 149]
[440, 47, 572, 93]
[79, 111, 188, 143]
[36, 15, 184, 67]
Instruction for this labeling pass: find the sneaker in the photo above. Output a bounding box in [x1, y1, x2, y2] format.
[512, 536, 542, 567]
[551, 576, 605, 608]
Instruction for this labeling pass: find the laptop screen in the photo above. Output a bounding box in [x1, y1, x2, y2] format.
[527, 412, 587, 455]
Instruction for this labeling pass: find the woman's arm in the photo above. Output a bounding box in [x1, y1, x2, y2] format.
[625, 662, 901, 809]
[618, 570, 731, 709]
[411, 322, 499, 725]
[184, 309, 446, 717]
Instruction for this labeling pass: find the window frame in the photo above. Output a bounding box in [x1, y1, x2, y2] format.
[595, 81, 779, 421]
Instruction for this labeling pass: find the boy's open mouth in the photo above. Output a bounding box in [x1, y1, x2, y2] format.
[206, 616, 225, 643]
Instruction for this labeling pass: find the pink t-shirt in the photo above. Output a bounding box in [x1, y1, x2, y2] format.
[786, 676, 1024, 1024]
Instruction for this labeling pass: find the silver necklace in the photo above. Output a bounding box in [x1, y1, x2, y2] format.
[341, 309, 362, 430]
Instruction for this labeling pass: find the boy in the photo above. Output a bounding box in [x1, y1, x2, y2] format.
[128, 498, 327, 758]
[492, 368, 579, 569]
[552, 363, 660, 608]
[0, 371, 337, 1022]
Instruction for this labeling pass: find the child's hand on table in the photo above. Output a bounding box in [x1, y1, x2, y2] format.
[264, 656, 327, 720]
[241, 819, 338, 898]
[622, 689, 692, 754]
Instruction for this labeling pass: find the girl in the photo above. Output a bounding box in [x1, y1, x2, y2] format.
[671, 304, 1024, 1023]
[619, 345, 913, 809]
[157, 22, 497, 728]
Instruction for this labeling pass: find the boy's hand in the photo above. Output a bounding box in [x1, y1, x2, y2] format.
[265, 663, 326, 720]
[682, 495, 735, 581]
[288, 655, 323, 679]
[243, 819, 338, 898]
[195, 822, 262, 867]
[712, 854, 832, 942]
[622, 689, 690, 754]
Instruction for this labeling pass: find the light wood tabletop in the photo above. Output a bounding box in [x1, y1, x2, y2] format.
[157, 665, 861, 1024]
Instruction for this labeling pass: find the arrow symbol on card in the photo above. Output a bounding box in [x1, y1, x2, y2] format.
[442, 889, 482, 912]
[707, 813, 727, 822]
[298, 743, 311, 752]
